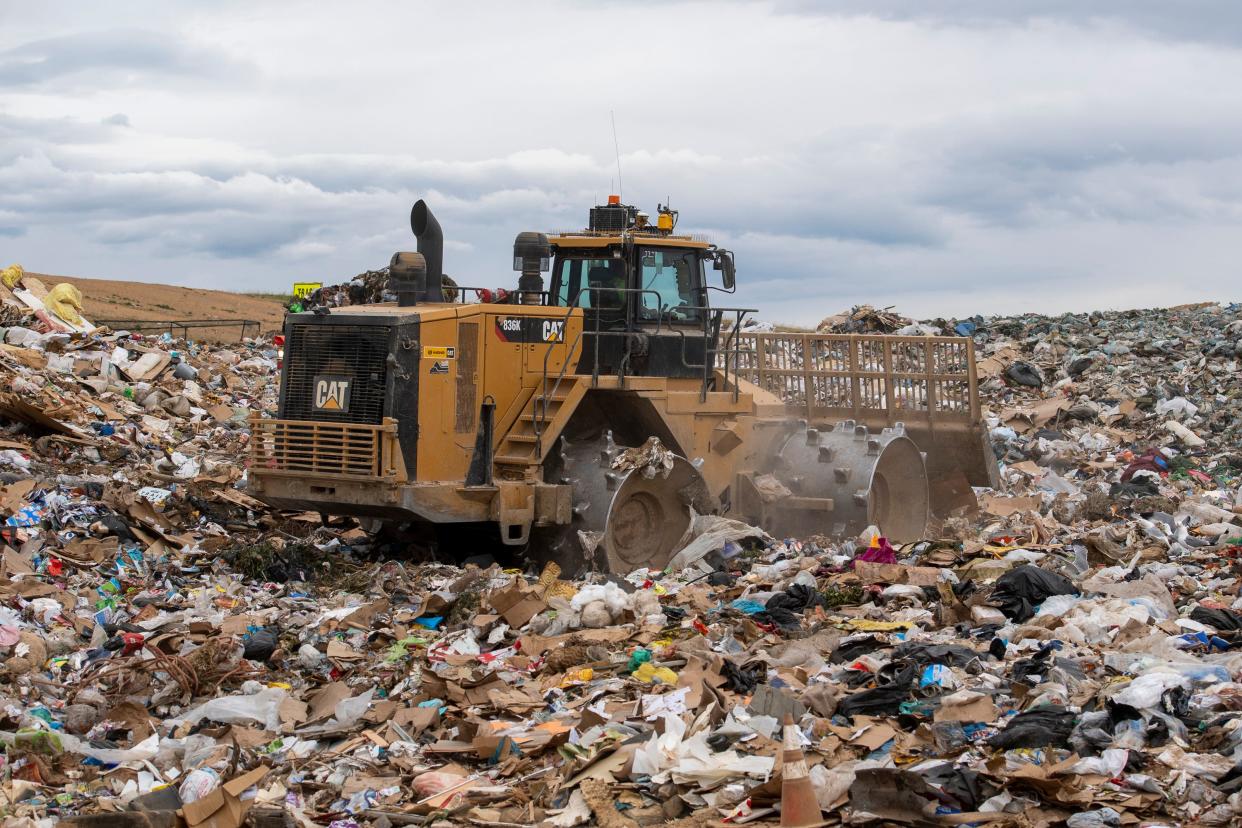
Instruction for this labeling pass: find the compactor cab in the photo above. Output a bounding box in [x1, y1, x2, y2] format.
[542, 196, 736, 381]
[249, 196, 998, 573]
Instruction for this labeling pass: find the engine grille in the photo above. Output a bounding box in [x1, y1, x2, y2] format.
[281, 324, 391, 424]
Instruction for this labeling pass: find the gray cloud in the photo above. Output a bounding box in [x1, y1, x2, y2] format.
[781, 1, 1242, 46]
[0, 28, 249, 88]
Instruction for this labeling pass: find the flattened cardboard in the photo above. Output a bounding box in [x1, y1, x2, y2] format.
[980, 493, 1043, 517]
[855, 562, 945, 586]
[180, 765, 269, 828]
[305, 681, 352, 724]
[392, 706, 439, 734]
[488, 580, 547, 628]
[326, 639, 365, 661]
[747, 684, 806, 722]
[934, 691, 998, 724]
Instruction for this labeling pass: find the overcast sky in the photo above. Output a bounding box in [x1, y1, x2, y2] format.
[1, 1, 1240, 324]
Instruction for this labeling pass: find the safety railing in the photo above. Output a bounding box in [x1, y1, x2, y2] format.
[719, 333, 981, 427]
[96, 318, 263, 341]
[247, 416, 405, 481]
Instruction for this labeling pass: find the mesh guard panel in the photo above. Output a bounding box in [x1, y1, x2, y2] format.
[281, 324, 391, 424]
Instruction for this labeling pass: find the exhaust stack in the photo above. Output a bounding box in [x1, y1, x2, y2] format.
[410, 199, 444, 303]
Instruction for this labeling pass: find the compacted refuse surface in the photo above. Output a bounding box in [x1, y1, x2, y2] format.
[0, 300, 1239, 827]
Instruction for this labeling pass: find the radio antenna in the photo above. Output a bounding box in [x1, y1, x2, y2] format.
[610, 110, 623, 202]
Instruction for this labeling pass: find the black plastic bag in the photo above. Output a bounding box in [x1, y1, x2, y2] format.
[1190, 605, 1242, 632]
[838, 683, 911, 719]
[989, 565, 1078, 622]
[987, 706, 1076, 750]
[720, 659, 763, 694]
[766, 584, 826, 613]
[1005, 361, 1043, 388]
[831, 635, 889, 664]
[243, 628, 279, 662]
[890, 642, 979, 668]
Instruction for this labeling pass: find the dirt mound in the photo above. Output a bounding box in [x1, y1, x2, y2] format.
[26, 272, 288, 338]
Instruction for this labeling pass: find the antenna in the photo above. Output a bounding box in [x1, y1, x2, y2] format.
[610, 110, 623, 202]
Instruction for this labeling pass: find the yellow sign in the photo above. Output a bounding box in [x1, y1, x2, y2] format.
[292, 282, 322, 299]
[422, 346, 456, 360]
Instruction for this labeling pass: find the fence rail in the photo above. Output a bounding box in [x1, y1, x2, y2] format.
[719, 332, 981, 427]
[95, 318, 262, 341]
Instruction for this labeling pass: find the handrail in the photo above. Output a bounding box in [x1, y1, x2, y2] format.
[528, 285, 665, 461]
[523, 288, 754, 463]
[446, 286, 554, 305]
[534, 322, 587, 459]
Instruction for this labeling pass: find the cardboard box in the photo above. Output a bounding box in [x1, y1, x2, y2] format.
[180, 766, 269, 828]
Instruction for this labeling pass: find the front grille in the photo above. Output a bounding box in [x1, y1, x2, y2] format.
[249, 416, 406, 481]
[281, 324, 390, 424]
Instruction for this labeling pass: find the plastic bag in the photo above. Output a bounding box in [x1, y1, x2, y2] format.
[178, 767, 221, 804]
[633, 662, 678, 685]
[56, 732, 160, 764]
[1066, 808, 1121, 828]
[412, 770, 471, 800]
[0, 263, 22, 289]
[1069, 749, 1128, 777]
[1035, 594, 1081, 618]
[45, 282, 85, 326]
[987, 706, 1076, 750]
[1111, 672, 1189, 710]
[331, 688, 374, 727]
[990, 565, 1078, 622]
[1155, 396, 1198, 420]
[178, 687, 288, 731]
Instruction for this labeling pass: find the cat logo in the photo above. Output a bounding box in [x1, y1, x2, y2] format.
[542, 319, 565, 342]
[313, 375, 352, 413]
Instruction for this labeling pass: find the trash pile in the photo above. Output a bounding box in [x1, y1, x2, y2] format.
[0, 298, 1237, 828]
[306, 270, 466, 309]
[817, 305, 912, 335]
[305, 269, 394, 309]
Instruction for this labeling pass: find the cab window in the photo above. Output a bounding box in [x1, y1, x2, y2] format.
[553, 256, 626, 309]
[637, 247, 703, 322]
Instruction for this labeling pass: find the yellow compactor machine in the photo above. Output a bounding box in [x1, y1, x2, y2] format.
[249, 197, 998, 572]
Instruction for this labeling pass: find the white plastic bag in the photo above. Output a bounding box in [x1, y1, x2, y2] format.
[331, 688, 374, 728]
[1112, 673, 1189, 710]
[178, 767, 221, 804]
[178, 687, 288, 731]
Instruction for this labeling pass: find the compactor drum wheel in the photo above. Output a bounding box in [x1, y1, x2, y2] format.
[551, 430, 711, 575]
[768, 420, 930, 542]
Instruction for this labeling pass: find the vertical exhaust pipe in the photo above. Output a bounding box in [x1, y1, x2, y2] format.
[410, 200, 444, 303]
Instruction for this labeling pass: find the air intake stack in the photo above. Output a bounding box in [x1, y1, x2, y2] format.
[512, 231, 550, 305]
[388, 252, 427, 308]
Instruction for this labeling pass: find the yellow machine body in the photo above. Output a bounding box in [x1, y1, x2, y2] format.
[249, 198, 998, 570]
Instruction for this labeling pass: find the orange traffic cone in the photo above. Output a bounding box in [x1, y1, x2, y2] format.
[779, 714, 822, 827]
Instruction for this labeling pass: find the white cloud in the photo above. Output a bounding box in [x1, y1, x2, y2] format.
[0, 1, 1239, 323]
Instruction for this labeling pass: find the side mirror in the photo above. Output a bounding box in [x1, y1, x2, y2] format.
[714, 250, 736, 290]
